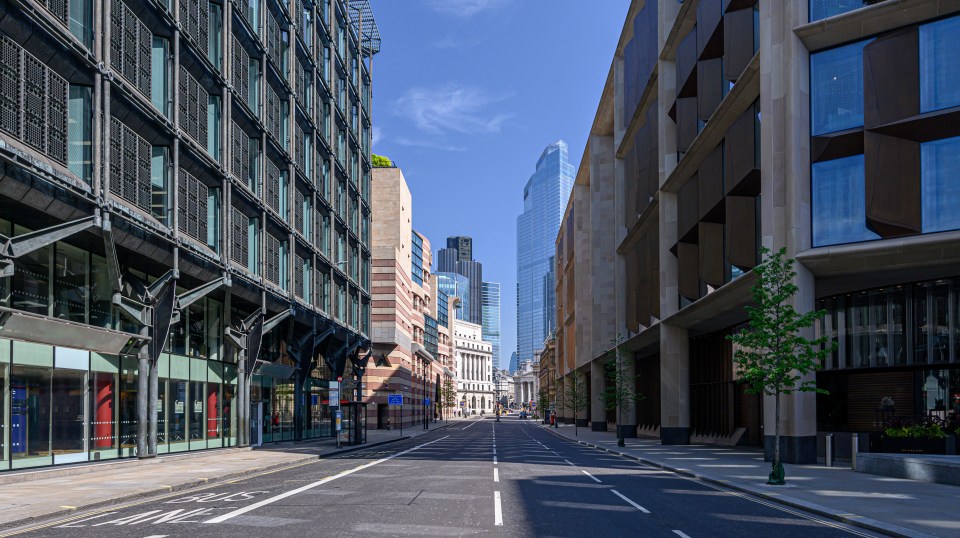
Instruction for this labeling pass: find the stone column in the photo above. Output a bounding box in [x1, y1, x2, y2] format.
[590, 359, 606, 431]
[660, 323, 690, 444]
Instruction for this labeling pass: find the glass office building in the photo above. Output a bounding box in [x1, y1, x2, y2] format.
[481, 282, 502, 370]
[0, 0, 378, 471]
[437, 273, 470, 322]
[516, 141, 574, 364]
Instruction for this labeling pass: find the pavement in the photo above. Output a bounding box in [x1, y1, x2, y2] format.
[1, 416, 888, 537]
[540, 422, 960, 538]
[0, 418, 460, 532]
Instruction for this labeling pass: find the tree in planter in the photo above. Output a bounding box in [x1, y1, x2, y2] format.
[441, 378, 457, 421]
[537, 388, 550, 422]
[727, 247, 835, 485]
[602, 334, 644, 447]
[562, 370, 589, 436]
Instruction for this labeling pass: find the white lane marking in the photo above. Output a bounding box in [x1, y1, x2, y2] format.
[462, 420, 481, 430]
[494, 491, 503, 526]
[494, 468, 499, 482]
[493, 448, 497, 455]
[204, 436, 450, 524]
[611, 489, 650, 514]
[581, 470, 602, 483]
[493, 455, 498, 464]
[142, 536, 170, 538]
[673, 531, 692, 538]
[563, 459, 575, 467]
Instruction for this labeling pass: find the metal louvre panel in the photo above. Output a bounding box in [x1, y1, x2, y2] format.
[265, 233, 280, 284]
[265, 85, 279, 142]
[47, 70, 68, 164]
[197, 83, 208, 148]
[137, 22, 151, 96]
[231, 207, 247, 265]
[294, 125, 304, 171]
[187, 72, 199, 143]
[295, 255, 304, 298]
[197, 0, 209, 56]
[197, 180, 208, 241]
[232, 122, 249, 181]
[179, 0, 191, 45]
[296, 59, 307, 108]
[0, 36, 19, 137]
[294, 189, 304, 233]
[23, 54, 47, 152]
[123, 7, 138, 88]
[265, 158, 280, 213]
[233, 38, 249, 108]
[266, 11, 281, 75]
[177, 170, 189, 234]
[109, 0, 123, 74]
[187, 173, 199, 238]
[109, 118, 122, 197]
[45, 0, 70, 25]
[121, 125, 137, 204]
[178, 65, 189, 136]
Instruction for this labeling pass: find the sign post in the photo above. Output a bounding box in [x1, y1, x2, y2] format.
[388, 393, 403, 435]
[335, 409, 342, 448]
[424, 397, 431, 430]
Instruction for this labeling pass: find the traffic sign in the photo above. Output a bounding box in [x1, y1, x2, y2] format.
[335, 410, 342, 431]
[424, 398, 431, 406]
[388, 394, 403, 406]
[329, 389, 340, 407]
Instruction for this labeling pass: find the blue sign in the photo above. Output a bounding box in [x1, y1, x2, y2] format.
[388, 394, 403, 406]
[424, 398, 431, 406]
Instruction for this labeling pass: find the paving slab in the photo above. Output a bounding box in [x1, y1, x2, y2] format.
[541, 424, 960, 538]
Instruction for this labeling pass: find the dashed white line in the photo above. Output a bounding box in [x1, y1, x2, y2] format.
[494, 491, 503, 526]
[563, 459, 575, 467]
[672, 531, 692, 538]
[611, 489, 650, 513]
[493, 455, 498, 465]
[581, 470, 602, 483]
[204, 436, 450, 524]
[494, 468, 499, 483]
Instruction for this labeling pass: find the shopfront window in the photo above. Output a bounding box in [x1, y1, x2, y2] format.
[10, 363, 51, 468]
[914, 281, 952, 364]
[274, 380, 294, 441]
[921, 136, 960, 234]
[261, 377, 273, 443]
[920, 15, 960, 113]
[222, 364, 237, 446]
[155, 354, 169, 453]
[0, 352, 6, 468]
[51, 368, 86, 461]
[119, 356, 138, 456]
[89, 353, 118, 461]
[920, 368, 960, 420]
[810, 40, 870, 136]
[189, 358, 206, 449]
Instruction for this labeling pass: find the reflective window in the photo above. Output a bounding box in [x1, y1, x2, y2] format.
[151, 147, 169, 225]
[811, 154, 879, 246]
[189, 380, 205, 447]
[920, 15, 960, 113]
[151, 37, 170, 117]
[921, 136, 960, 234]
[53, 243, 88, 323]
[67, 85, 92, 183]
[119, 356, 138, 456]
[11, 225, 50, 316]
[207, 95, 222, 161]
[809, 0, 871, 22]
[10, 364, 51, 468]
[69, 0, 93, 48]
[51, 368, 86, 459]
[0, 358, 6, 467]
[208, 3, 223, 71]
[810, 40, 870, 135]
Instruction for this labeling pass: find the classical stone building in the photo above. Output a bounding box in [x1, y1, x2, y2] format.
[454, 319, 494, 414]
[368, 165, 453, 429]
[555, 0, 960, 463]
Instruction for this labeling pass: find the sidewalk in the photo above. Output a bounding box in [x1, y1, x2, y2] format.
[542, 424, 960, 538]
[0, 419, 461, 530]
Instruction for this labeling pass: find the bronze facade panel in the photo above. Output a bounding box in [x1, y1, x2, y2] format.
[723, 7, 755, 82]
[863, 27, 919, 130]
[723, 104, 760, 196]
[678, 174, 700, 240]
[697, 0, 724, 60]
[678, 241, 700, 301]
[698, 144, 724, 221]
[698, 222, 724, 287]
[864, 132, 921, 237]
[697, 58, 725, 123]
[725, 195, 757, 270]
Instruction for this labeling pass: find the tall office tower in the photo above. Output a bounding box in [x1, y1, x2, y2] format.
[481, 282, 502, 369]
[436, 247, 458, 273]
[447, 236, 473, 262]
[516, 140, 574, 364]
[456, 260, 483, 325]
[437, 272, 471, 321]
[0, 0, 380, 467]
[508, 352, 519, 373]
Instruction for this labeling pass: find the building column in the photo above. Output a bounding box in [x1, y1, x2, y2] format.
[660, 323, 690, 444]
[590, 359, 606, 431]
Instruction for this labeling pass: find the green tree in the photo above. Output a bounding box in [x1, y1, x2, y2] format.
[562, 370, 588, 436]
[727, 247, 835, 485]
[603, 334, 643, 447]
[537, 388, 550, 421]
[441, 378, 457, 421]
[371, 154, 392, 167]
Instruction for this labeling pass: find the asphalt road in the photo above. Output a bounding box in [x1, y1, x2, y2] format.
[6, 417, 882, 537]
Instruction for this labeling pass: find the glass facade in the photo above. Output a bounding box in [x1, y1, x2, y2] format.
[481, 281, 502, 369]
[437, 273, 470, 322]
[411, 231, 424, 286]
[921, 136, 960, 234]
[516, 140, 573, 364]
[811, 155, 878, 247]
[920, 15, 960, 112]
[810, 40, 870, 136]
[809, 0, 874, 22]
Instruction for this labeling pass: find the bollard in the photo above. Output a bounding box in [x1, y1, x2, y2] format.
[825, 433, 834, 467]
[851, 433, 859, 471]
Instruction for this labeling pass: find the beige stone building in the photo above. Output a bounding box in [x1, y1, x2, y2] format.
[368, 165, 454, 428]
[454, 319, 494, 414]
[555, 0, 960, 463]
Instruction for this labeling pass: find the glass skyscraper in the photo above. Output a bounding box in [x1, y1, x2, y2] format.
[516, 140, 574, 364]
[481, 282, 502, 369]
[437, 272, 470, 322]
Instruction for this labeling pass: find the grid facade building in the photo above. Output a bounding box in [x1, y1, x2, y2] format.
[481, 281, 502, 370]
[0, 0, 378, 471]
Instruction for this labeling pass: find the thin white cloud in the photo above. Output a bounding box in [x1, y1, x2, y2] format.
[427, 0, 509, 17]
[371, 126, 383, 147]
[392, 84, 513, 136]
[393, 137, 467, 152]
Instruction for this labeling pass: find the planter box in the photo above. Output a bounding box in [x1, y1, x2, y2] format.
[880, 436, 947, 455]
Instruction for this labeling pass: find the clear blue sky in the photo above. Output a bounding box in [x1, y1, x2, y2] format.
[370, 0, 628, 366]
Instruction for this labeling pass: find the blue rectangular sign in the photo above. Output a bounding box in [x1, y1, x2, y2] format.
[388, 394, 403, 406]
[424, 398, 431, 406]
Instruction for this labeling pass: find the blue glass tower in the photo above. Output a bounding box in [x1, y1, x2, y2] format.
[481, 281, 502, 369]
[516, 140, 574, 364]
